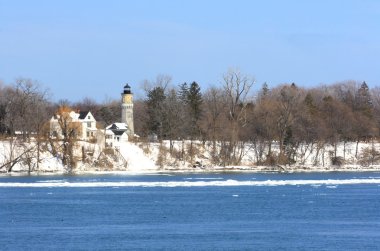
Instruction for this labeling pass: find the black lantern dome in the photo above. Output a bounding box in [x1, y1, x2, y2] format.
[123, 84, 131, 94]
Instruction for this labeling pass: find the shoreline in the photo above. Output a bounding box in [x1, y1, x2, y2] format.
[1, 165, 380, 177]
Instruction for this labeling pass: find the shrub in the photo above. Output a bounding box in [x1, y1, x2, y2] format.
[138, 143, 151, 155]
[331, 156, 344, 166]
[156, 144, 169, 168]
[358, 147, 380, 167]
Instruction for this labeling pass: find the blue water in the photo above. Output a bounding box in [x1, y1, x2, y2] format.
[1, 172, 380, 250]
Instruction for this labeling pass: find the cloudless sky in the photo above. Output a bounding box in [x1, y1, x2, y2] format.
[1, 0, 379, 102]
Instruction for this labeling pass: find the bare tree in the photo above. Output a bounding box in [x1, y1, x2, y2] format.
[201, 87, 226, 152]
[222, 68, 255, 165]
[142, 74, 172, 93]
[54, 106, 81, 170]
[271, 84, 303, 162]
[73, 97, 99, 115]
[163, 88, 184, 154]
[0, 79, 50, 173]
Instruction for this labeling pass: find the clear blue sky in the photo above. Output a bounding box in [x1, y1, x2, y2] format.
[1, 0, 379, 102]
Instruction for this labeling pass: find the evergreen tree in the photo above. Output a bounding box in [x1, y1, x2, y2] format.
[177, 82, 191, 137]
[0, 103, 8, 134]
[356, 81, 373, 117]
[304, 93, 317, 115]
[146, 86, 166, 138]
[188, 82, 203, 123]
[178, 82, 189, 105]
[187, 81, 203, 138]
[184, 81, 203, 162]
[259, 82, 269, 99]
[176, 81, 203, 139]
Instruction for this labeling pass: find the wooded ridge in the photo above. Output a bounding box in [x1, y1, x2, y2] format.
[1, 70, 380, 172]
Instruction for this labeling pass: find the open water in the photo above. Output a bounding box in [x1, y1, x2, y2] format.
[1, 172, 380, 250]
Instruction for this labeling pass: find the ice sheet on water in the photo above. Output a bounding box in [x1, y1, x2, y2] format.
[326, 185, 338, 189]
[183, 177, 224, 180]
[37, 179, 67, 183]
[1, 178, 380, 187]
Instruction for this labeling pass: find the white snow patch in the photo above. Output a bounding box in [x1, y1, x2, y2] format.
[117, 142, 157, 171]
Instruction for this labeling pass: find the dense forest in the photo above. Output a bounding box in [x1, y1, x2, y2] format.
[1, 69, 380, 168]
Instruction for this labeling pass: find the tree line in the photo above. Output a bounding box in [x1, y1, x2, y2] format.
[1, 70, 380, 169]
[137, 71, 380, 166]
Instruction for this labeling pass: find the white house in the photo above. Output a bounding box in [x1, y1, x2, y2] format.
[50, 110, 98, 141]
[105, 123, 129, 147]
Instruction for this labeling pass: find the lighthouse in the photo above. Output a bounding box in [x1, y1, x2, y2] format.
[121, 83, 134, 136]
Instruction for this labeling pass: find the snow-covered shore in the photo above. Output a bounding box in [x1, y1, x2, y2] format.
[2, 140, 380, 176]
[2, 163, 380, 177]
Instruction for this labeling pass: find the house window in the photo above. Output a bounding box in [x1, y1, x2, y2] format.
[87, 122, 92, 127]
[88, 116, 90, 119]
[87, 132, 90, 138]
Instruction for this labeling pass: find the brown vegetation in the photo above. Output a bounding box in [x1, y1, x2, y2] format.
[1, 73, 380, 171]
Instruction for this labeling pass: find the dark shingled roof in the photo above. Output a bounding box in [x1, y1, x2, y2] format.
[78, 111, 90, 120]
[113, 131, 125, 136]
[109, 124, 118, 130]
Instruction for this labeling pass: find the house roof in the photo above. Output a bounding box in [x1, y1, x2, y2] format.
[50, 110, 96, 123]
[106, 123, 129, 130]
[78, 111, 90, 120]
[113, 130, 126, 136]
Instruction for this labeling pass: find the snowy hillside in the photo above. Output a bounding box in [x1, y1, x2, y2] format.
[2, 139, 380, 174]
[117, 142, 157, 171]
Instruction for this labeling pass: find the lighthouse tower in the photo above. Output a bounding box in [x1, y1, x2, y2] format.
[121, 83, 134, 136]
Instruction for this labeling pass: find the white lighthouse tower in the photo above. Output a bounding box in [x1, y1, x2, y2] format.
[121, 83, 134, 136]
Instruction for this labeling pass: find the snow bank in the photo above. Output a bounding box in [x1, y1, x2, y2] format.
[3, 139, 380, 175]
[117, 142, 157, 171]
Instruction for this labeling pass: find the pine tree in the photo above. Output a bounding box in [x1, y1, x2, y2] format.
[304, 93, 317, 115]
[187, 81, 203, 126]
[356, 81, 373, 118]
[259, 82, 269, 99]
[177, 81, 203, 139]
[178, 82, 189, 105]
[0, 103, 8, 134]
[186, 81, 203, 162]
[146, 86, 166, 138]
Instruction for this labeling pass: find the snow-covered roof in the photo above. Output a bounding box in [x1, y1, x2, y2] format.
[69, 111, 80, 120]
[51, 110, 96, 122]
[106, 123, 129, 130]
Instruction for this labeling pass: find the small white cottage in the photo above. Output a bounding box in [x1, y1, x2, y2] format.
[105, 123, 129, 147]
